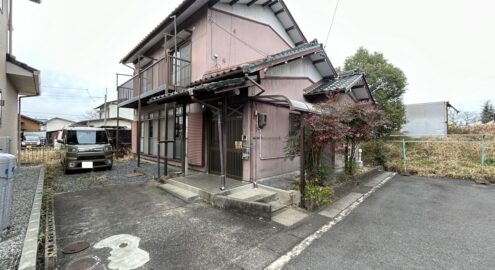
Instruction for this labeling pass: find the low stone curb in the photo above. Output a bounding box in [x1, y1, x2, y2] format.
[212, 195, 272, 220]
[18, 167, 45, 270]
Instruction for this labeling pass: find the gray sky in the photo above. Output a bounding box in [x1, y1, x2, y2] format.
[15, 0, 494, 121]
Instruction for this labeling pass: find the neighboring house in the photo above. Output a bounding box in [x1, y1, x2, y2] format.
[401, 101, 458, 137]
[21, 114, 43, 132]
[94, 100, 134, 121]
[73, 117, 132, 129]
[45, 117, 75, 145]
[0, 0, 41, 154]
[117, 0, 374, 182]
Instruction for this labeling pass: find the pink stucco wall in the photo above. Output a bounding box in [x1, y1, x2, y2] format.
[245, 102, 300, 180]
[259, 78, 314, 102]
[206, 9, 291, 73]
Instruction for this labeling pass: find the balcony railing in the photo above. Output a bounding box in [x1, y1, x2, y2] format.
[118, 55, 191, 105]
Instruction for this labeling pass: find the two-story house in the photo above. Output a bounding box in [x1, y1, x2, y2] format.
[74, 100, 134, 129]
[0, 0, 41, 155]
[117, 0, 373, 186]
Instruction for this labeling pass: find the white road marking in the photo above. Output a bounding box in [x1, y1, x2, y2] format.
[265, 173, 396, 270]
[94, 234, 150, 270]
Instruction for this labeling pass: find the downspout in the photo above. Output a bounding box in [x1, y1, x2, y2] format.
[137, 56, 143, 167]
[18, 96, 25, 160]
[8, 0, 13, 55]
[115, 74, 119, 154]
[191, 96, 226, 190]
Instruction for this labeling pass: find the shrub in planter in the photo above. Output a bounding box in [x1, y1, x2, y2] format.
[305, 184, 333, 211]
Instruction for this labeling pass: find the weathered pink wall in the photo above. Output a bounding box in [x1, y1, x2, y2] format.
[259, 78, 314, 102]
[248, 102, 300, 180]
[206, 9, 291, 72]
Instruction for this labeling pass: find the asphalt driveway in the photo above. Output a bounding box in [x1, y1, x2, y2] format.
[285, 176, 495, 269]
[55, 181, 287, 269]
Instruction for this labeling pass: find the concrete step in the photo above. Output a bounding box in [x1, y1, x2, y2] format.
[159, 184, 199, 202]
[269, 200, 286, 213]
[227, 188, 277, 203]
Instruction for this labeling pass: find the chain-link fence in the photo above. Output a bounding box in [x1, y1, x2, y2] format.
[363, 134, 495, 182]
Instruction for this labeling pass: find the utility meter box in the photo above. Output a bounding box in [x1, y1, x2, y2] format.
[257, 113, 267, 129]
[0, 153, 16, 231]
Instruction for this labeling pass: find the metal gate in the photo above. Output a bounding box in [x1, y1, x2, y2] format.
[209, 105, 243, 179]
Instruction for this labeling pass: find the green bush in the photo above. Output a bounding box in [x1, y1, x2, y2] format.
[361, 140, 388, 167]
[305, 184, 332, 210]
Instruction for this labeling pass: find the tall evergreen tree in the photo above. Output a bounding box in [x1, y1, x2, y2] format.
[480, 100, 495, 124]
[343, 47, 407, 136]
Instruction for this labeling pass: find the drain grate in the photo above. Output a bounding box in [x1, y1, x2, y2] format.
[62, 241, 90, 254]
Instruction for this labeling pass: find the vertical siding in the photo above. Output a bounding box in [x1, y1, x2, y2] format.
[187, 112, 203, 166]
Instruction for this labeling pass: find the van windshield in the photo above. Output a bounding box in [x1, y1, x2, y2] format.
[66, 130, 108, 145]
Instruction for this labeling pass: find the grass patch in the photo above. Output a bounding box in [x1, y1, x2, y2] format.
[364, 136, 495, 182]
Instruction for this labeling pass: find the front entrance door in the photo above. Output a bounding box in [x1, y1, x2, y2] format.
[208, 104, 243, 180]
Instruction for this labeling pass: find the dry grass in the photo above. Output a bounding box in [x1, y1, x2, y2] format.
[449, 123, 495, 135]
[19, 147, 61, 165]
[383, 136, 495, 182]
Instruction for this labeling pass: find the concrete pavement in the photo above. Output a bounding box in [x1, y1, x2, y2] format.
[284, 176, 495, 269]
[55, 182, 286, 269]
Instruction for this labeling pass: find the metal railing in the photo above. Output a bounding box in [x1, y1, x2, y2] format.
[117, 55, 191, 105]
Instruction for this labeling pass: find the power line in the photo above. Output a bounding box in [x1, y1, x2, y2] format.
[209, 18, 269, 57]
[324, 0, 341, 48]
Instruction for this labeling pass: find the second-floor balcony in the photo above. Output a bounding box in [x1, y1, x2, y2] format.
[118, 55, 191, 108]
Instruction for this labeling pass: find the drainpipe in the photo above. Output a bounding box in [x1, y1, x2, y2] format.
[257, 128, 290, 160]
[191, 96, 226, 190]
[137, 56, 143, 167]
[18, 96, 26, 160]
[8, 0, 13, 55]
[171, 15, 178, 93]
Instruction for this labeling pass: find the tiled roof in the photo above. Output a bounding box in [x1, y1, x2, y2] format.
[304, 70, 364, 96]
[191, 40, 323, 86]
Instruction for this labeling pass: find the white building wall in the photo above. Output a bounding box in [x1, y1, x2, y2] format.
[401, 102, 448, 137]
[46, 119, 75, 132]
[0, 0, 19, 154]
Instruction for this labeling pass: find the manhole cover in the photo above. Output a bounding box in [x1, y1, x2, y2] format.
[63, 241, 90, 254]
[65, 257, 101, 270]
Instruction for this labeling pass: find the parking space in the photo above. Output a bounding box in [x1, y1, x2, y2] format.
[285, 176, 495, 269]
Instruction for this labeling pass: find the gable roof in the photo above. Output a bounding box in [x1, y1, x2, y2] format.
[47, 117, 75, 123]
[304, 70, 375, 102]
[94, 100, 118, 109]
[190, 40, 336, 86]
[21, 114, 44, 124]
[121, 0, 307, 64]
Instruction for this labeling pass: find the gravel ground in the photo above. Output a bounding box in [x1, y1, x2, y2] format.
[0, 166, 41, 270]
[53, 160, 178, 193]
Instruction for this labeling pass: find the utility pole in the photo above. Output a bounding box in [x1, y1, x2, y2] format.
[103, 88, 108, 125]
